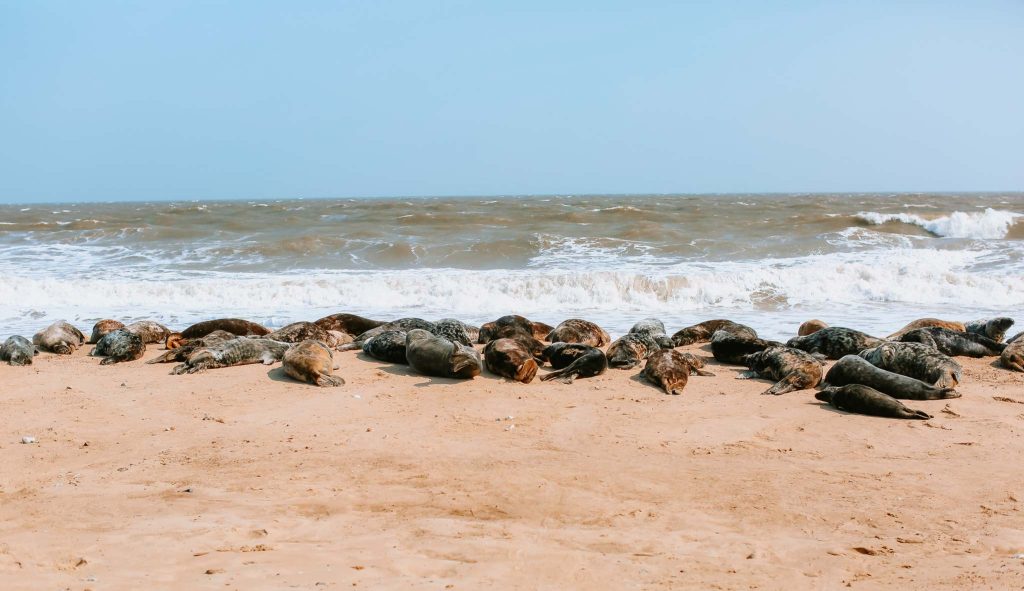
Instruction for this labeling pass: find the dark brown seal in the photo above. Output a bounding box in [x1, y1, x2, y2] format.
[671, 320, 757, 347]
[816, 385, 932, 420]
[147, 330, 236, 364]
[283, 340, 344, 387]
[710, 330, 783, 365]
[1000, 333, 1024, 372]
[858, 342, 962, 388]
[887, 318, 965, 340]
[88, 319, 125, 344]
[896, 327, 1005, 357]
[484, 338, 539, 383]
[124, 320, 173, 344]
[33, 321, 86, 355]
[478, 315, 552, 344]
[538, 343, 607, 383]
[739, 346, 823, 395]
[640, 349, 714, 395]
[546, 319, 611, 347]
[166, 318, 270, 349]
[797, 319, 828, 336]
[823, 354, 959, 400]
[90, 328, 145, 365]
[313, 313, 388, 337]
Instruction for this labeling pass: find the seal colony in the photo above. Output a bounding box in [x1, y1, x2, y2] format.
[1, 313, 1016, 419]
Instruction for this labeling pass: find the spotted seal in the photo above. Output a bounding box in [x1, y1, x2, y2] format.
[170, 337, 291, 374]
[640, 349, 714, 396]
[815, 385, 932, 420]
[896, 327, 1005, 357]
[283, 340, 344, 387]
[166, 318, 270, 349]
[710, 330, 784, 365]
[33, 321, 86, 355]
[405, 329, 481, 379]
[964, 317, 1015, 342]
[433, 318, 474, 346]
[546, 319, 611, 347]
[738, 347, 823, 395]
[823, 354, 958, 400]
[1000, 331, 1024, 372]
[797, 319, 828, 336]
[90, 328, 145, 365]
[785, 327, 883, 360]
[88, 319, 125, 344]
[344, 318, 436, 350]
[484, 338, 539, 383]
[313, 313, 388, 337]
[146, 330, 236, 364]
[671, 320, 757, 347]
[266, 322, 337, 345]
[0, 335, 37, 366]
[606, 332, 664, 370]
[538, 343, 607, 383]
[361, 330, 410, 364]
[124, 320, 173, 344]
[858, 342, 962, 388]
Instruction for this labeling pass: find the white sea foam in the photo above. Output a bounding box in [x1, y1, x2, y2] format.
[856, 208, 1022, 239]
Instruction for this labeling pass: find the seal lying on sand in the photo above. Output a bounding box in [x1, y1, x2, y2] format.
[887, 318, 966, 340]
[964, 317, 1015, 342]
[896, 327, 1005, 357]
[433, 318, 474, 346]
[859, 342, 962, 388]
[166, 318, 270, 349]
[478, 315, 552, 343]
[798, 319, 828, 336]
[313, 313, 387, 337]
[346, 318, 436, 349]
[147, 330, 236, 364]
[90, 328, 145, 365]
[539, 343, 607, 383]
[607, 321, 671, 369]
[738, 347, 823, 395]
[816, 385, 932, 420]
[710, 330, 783, 365]
[283, 340, 344, 387]
[0, 335, 37, 366]
[484, 338, 539, 383]
[672, 320, 757, 347]
[1000, 333, 1024, 372]
[785, 327, 883, 359]
[33, 321, 86, 355]
[405, 329, 481, 379]
[362, 330, 410, 364]
[266, 322, 337, 345]
[124, 320, 173, 344]
[629, 319, 674, 348]
[170, 337, 291, 374]
[824, 355, 958, 400]
[546, 319, 611, 347]
[89, 319, 125, 344]
[640, 349, 713, 395]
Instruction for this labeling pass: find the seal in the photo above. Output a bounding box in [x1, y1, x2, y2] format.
[629, 318, 674, 348]
[815, 385, 932, 420]
[124, 320, 173, 344]
[546, 319, 611, 347]
[313, 313, 388, 337]
[478, 315, 551, 343]
[738, 346, 823, 395]
[823, 355, 958, 400]
[606, 332, 663, 370]
[887, 318, 965, 339]
[1001, 336, 1024, 372]
[170, 337, 291, 374]
[266, 322, 336, 345]
[147, 330, 236, 364]
[964, 317, 1015, 342]
[671, 320, 757, 347]
[90, 328, 145, 365]
[896, 327, 1005, 357]
[33, 320, 86, 355]
[433, 318, 474, 346]
[166, 318, 270, 349]
[0, 335, 37, 366]
[88, 319, 125, 344]
[484, 337, 539, 383]
[538, 343, 607, 383]
[345, 318, 437, 350]
[405, 329, 482, 379]
[640, 349, 714, 396]
[361, 330, 410, 364]
[785, 327, 884, 359]
[710, 330, 784, 365]
[283, 340, 344, 387]
[797, 319, 828, 336]
[858, 342, 962, 388]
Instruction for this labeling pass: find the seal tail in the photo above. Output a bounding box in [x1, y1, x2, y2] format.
[336, 342, 361, 352]
[316, 373, 345, 387]
[693, 368, 715, 377]
[146, 350, 180, 364]
[540, 369, 576, 384]
[762, 376, 801, 396]
[908, 410, 932, 420]
[1003, 359, 1024, 372]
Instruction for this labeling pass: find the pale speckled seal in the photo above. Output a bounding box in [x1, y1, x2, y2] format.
[0, 335, 37, 366]
[1000, 332, 1024, 372]
[963, 317, 1015, 342]
[283, 340, 344, 387]
[345, 318, 436, 350]
[33, 320, 86, 355]
[166, 318, 270, 349]
[405, 329, 481, 379]
[671, 320, 757, 347]
[124, 320, 173, 344]
[710, 330, 784, 365]
[147, 330, 236, 364]
[797, 319, 828, 336]
[640, 349, 714, 396]
[361, 330, 410, 364]
[785, 327, 883, 360]
[738, 347, 823, 395]
[170, 337, 291, 374]
[823, 355, 958, 400]
[816, 385, 932, 420]
[895, 327, 1005, 357]
[266, 322, 336, 345]
[858, 342, 962, 388]
[538, 343, 607, 383]
[546, 319, 611, 348]
[484, 338, 539, 383]
[90, 328, 145, 365]
[88, 319, 125, 344]
[433, 318, 474, 346]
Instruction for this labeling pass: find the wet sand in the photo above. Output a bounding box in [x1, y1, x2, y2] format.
[2, 344, 1024, 589]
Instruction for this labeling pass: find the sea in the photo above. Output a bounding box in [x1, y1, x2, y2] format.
[1, 193, 1022, 341]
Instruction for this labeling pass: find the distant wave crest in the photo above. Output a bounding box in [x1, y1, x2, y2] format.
[856, 208, 1022, 239]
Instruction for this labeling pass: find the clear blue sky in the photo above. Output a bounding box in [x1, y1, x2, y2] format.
[1, 1, 1022, 203]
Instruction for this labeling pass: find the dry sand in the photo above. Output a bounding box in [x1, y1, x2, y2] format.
[2, 342, 1024, 589]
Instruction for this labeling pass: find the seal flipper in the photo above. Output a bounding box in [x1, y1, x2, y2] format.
[316, 373, 345, 387]
[693, 368, 715, 377]
[762, 375, 802, 396]
[908, 409, 932, 420]
[736, 370, 757, 379]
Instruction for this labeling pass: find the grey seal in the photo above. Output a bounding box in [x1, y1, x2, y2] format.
[710, 330, 783, 365]
[963, 317, 1015, 342]
[816, 385, 932, 420]
[823, 355, 959, 400]
[361, 330, 411, 364]
[166, 318, 270, 349]
[538, 343, 607, 384]
[0, 335, 37, 366]
[405, 329, 481, 379]
[797, 319, 828, 336]
[785, 327, 884, 359]
[33, 321, 86, 355]
[124, 320, 173, 344]
[1000, 332, 1024, 372]
[640, 349, 714, 396]
[859, 342, 962, 388]
[546, 319, 611, 347]
[170, 337, 291, 374]
[738, 347, 824, 395]
[90, 328, 145, 365]
[283, 340, 344, 387]
[672, 319, 757, 347]
[484, 338, 539, 383]
[88, 319, 125, 344]
[896, 327, 1005, 357]
[147, 330, 237, 364]
[313, 313, 388, 336]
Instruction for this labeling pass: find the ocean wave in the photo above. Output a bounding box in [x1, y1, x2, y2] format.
[856, 208, 1022, 239]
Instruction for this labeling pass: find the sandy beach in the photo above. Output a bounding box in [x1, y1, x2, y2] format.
[2, 340, 1023, 590]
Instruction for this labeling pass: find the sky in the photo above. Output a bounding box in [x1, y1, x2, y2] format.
[1, 1, 1022, 203]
